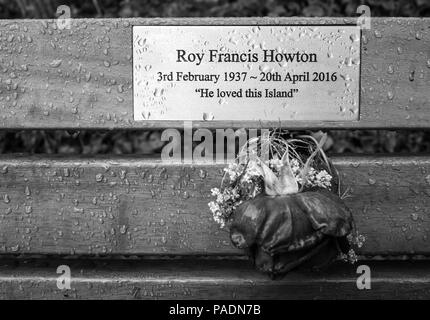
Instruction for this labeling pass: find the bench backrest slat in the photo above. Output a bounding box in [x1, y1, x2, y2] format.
[0, 155, 428, 256]
[0, 17, 428, 129]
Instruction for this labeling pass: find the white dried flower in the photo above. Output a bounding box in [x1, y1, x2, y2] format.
[241, 160, 261, 183]
[347, 249, 358, 264]
[305, 168, 332, 189]
[223, 162, 241, 181]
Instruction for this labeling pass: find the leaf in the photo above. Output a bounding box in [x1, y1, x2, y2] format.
[260, 161, 298, 196]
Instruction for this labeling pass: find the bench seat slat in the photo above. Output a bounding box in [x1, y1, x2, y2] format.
[0, 17, 428, 129]
[1, 260, 429, 299]
[0, 155, 429, 256]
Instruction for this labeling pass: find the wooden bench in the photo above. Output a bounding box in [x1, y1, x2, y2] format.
[0, 17, 429, 299]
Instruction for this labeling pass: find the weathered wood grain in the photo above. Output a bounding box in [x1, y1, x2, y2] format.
[0, 18, 428, 129]
[0, 155, 429, 256]
[1, 259, 430, 299]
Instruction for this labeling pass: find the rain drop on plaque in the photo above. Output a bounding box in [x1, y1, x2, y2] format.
[350, 33, 359, 42]
[203, 112, 214, 121]
[141, 110, 151, 120]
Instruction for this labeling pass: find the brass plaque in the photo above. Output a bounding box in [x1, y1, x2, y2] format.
[133, 26, 361, 121]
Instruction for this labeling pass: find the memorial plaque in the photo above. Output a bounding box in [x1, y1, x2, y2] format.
[133, 26, 361, 121]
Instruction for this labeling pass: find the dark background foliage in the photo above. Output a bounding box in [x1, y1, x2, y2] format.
[0, 0, 429, 155]
[2, 0, 430, 18]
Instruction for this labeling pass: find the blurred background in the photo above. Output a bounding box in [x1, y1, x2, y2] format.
[0, 0, 429, 155]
